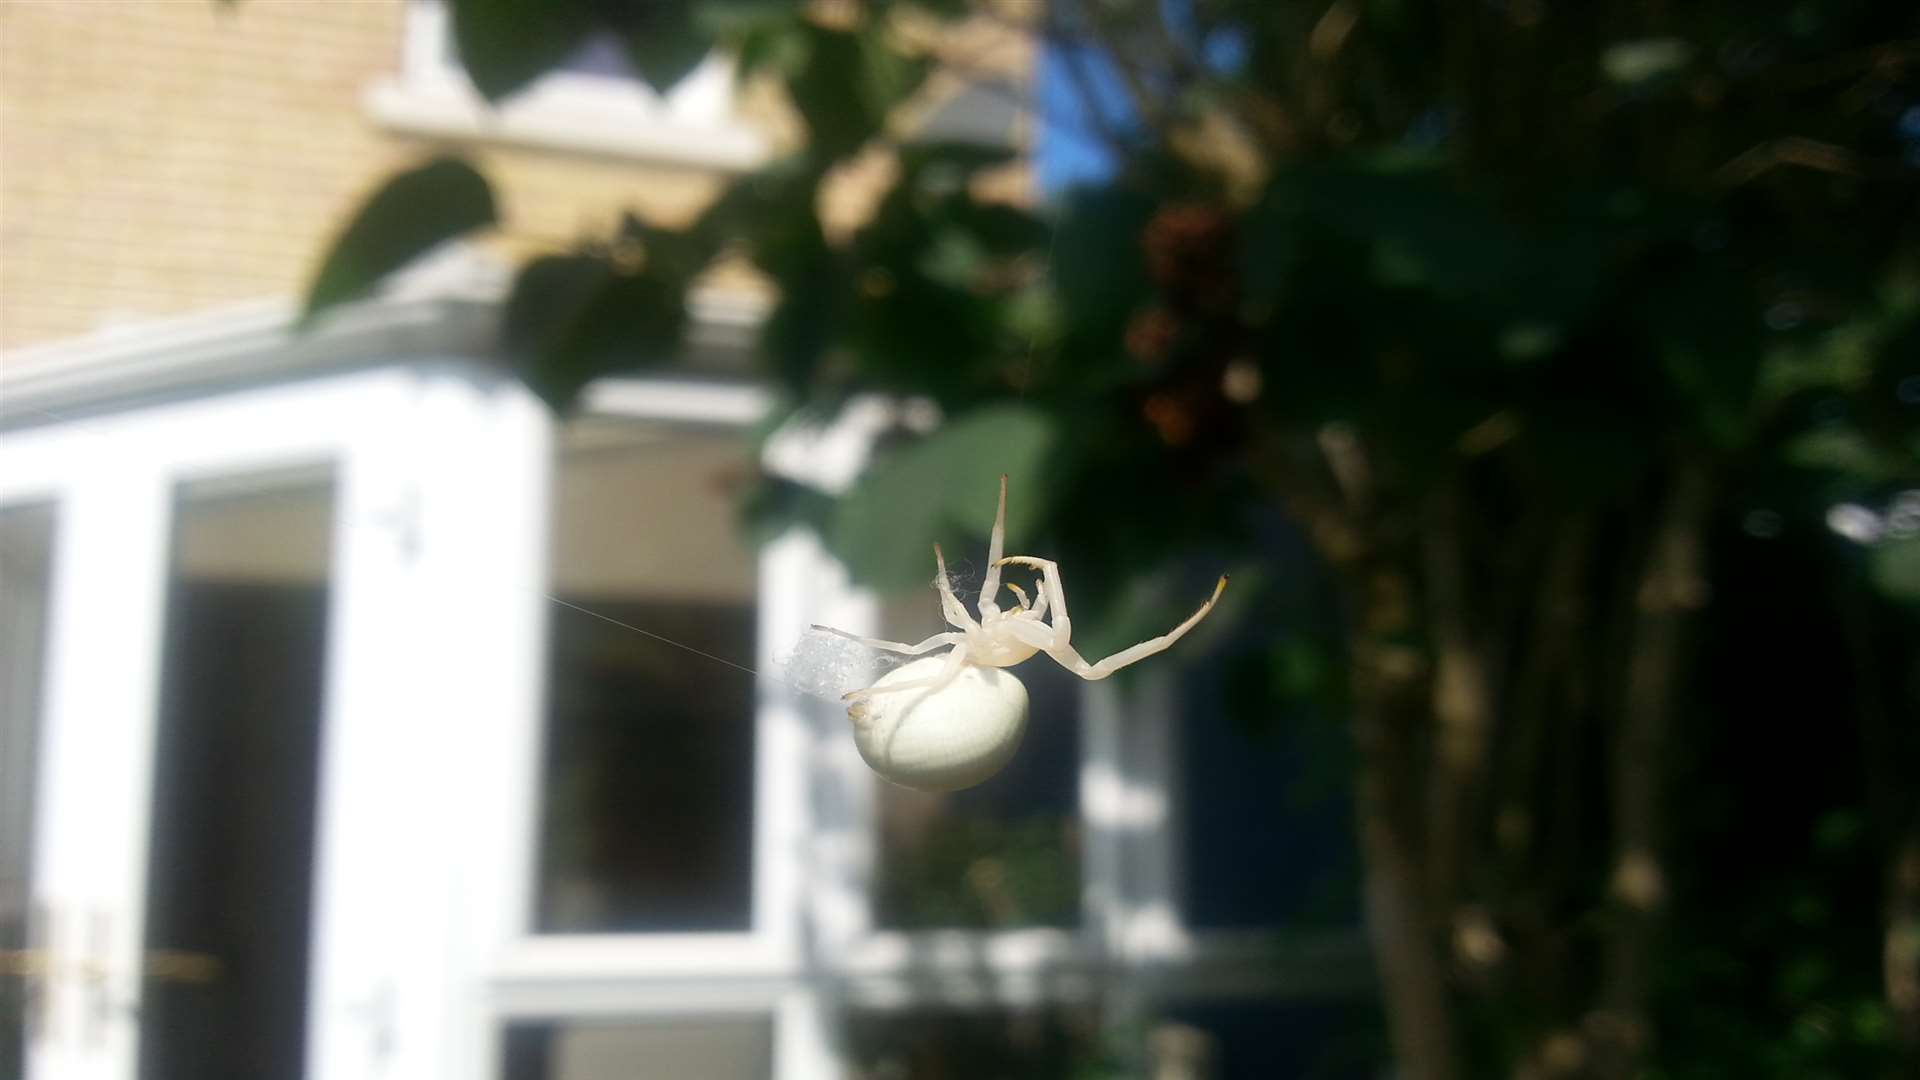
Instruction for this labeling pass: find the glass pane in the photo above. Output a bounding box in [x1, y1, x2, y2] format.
[140, 470, 334, 1080]
[0, 503, 57, 1076]
[1161, 1000, 1383, 1080]
[534, 419, 758, 933]
[558, 32, 642, 80]
[871, 594, 1081, 931]
[1180, 662, 1357, 930]
[845, 1006, 1105, 1079]
[501, 1017, 772, 1080]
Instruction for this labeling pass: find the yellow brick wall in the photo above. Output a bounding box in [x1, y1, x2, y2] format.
[0, 0, 1029, 352]
[2, 0, 406, 348]
[0, 0, 749, 351]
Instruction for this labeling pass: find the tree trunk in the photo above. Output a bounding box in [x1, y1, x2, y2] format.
[1350, 565, 1460, 1080]
[1888, 829, 1920, 1057]
[1424, 484, 1496, 920]
[1596, 460, 1713, 1077]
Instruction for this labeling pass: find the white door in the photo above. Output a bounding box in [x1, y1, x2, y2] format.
[0, 366, 552, 1080]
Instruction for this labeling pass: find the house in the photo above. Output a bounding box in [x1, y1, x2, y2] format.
[0, 3, 1367, 1077]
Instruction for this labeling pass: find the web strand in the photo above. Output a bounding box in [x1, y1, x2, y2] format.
[545, 594, 769, 681]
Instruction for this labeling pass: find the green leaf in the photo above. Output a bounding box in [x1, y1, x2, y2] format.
[787, 23, 929, 161]
[301, 157, 496, 327]
[503, 255, 688, 411]
[1052, 188, 1155, 320]
[1869, 537, 1920, 604]
[622, 2, 711, 94]
[740, 474, 837, 546]
[831, 406, 1056, 590]
[1782, 427, 1902, 482]
[448, 0, 594, 102]
[701, 1, 805, 81]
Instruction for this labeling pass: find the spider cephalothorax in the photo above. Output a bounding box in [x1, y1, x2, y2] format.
[813, 477, 1226, 791]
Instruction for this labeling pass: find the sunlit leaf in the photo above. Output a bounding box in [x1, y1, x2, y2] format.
[832, 406, 1055, 589]
[300, 157, 496, 327]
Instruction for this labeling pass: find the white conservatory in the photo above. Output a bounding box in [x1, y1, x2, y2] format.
[0, 261, 1367, 1080]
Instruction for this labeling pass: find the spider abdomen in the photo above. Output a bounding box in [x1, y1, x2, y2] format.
[847, 656, 1029, 792]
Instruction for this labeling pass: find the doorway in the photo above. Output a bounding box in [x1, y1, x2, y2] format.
[137, 471, 334, 1080]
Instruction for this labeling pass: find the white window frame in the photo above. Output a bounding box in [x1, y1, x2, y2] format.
[3, 311, 1369, 1080]
[0, 363, 555, 1080]
[486, 381, 892, 1080]
[367, 0, 767, 171]
[486, 380, 1373, 1076]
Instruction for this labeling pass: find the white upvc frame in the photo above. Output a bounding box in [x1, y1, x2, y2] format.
[0, 363, 553, 1080]
[2, 299, 1369, 1079]
[484, 382, 886, 1080]
[366, 0, 768, 171]
[498, 384, 1374, 1072]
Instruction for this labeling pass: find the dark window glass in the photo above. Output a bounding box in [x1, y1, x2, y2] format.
[140, 471, 334, 1080]
[534, 421, 759, 933]
[0, 503, 57, 1077]
[1162, 999, 1384, 1080]
[1181, 659, 1357, 930]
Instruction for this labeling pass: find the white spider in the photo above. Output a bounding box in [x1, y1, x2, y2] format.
[812, 476, 1227, 791]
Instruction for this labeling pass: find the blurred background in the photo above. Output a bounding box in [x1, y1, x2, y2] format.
[2, 2, 1918, 1078]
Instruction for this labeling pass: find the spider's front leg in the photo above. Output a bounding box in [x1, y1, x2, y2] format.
[843, 642, 969, 701]
[810, 625, 963, 656]
[932, 544, 978, 631]
[977, 475, 1009, 618]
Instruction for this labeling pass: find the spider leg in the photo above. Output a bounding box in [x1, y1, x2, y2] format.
[994, 556, 1071, 639]
[844, 643, 969, 700]
[810, 626, 965, 656]
[1031, 576, 1229, 681]
[1002, 617, 1067, 654]
[977, 475, 1009, 616]
[933, 544, 978, 630]
[1002, 581, 1031, 611]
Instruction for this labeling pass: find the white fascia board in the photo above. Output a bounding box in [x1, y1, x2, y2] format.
[0, 295, 499, 427]
[0, 280, 769, 428]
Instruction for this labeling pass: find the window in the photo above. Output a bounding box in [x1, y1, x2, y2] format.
[141, 469, 335, 1080]
[0, 502, 56, 1078]
[367, 0, 766, 170]
[534, 420, 759, 934]
[1, 307, 1369, 1076]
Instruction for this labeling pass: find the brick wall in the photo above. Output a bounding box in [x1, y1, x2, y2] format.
[2, 1, 412, 348]
[0, 0, 1029, 352]
[0, 0, 746, 350]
